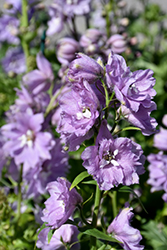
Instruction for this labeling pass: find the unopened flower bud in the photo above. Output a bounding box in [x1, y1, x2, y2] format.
[107, 34, 127, 54]
[57, 37, 80, 65]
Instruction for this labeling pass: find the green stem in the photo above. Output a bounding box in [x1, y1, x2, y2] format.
[44, 85, 65, 118]
[17, 164, 23, 220]
[21, 0, 30, 72]
[112, 191, 117, 218]
[108, 191, 117, 218]
[90, 184, 101, 250]
[105, 1, 113, 38]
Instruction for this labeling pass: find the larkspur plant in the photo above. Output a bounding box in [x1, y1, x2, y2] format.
[1, 0, 167, 250]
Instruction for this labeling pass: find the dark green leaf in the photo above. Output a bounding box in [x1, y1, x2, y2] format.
[80, 227, 121, 243]
[70, 171, 90, 190]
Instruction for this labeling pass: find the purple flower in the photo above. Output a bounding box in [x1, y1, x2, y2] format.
[41, 178, 83, 229]
[0, 15, 20, 44]
[57, 79, 99, 148]
[67, 53, 104, 84]
[23, 53, 54, 95]
[106, 52, 156, 112]
[47, 0, 91, 35]
[1, 108, 55, 173]
[119, 103, 157, 136]
[154, 115, 167, 151]
[46, 5, 64, 35]
[57, 38, 80, 65]
[25, 139, 69, 199]
[107, 34, 127, 54]
[147, 152, 167, 195]
[1, 47, 26, 74]
[80, 29, 106, 55]
[81, 120, 145, 190]
[107, 207, 144, 250]
[37, 224, 80, 250]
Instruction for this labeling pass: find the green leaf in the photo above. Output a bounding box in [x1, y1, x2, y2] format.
[48, 229, 54, 243]
[80, 227, 121, 243]
[70, 171, 90, 190]
[82, 180, 97, 185]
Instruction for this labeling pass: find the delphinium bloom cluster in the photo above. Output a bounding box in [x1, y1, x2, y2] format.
[147, 114, 167, 202]
[36, 46, 157, 249]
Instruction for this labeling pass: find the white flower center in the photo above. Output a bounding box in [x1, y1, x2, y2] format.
[128, 82, 138, 96]
[100, 149, 119, 168]
[19, 129, 34, 148]
[76, 108, 91, 120]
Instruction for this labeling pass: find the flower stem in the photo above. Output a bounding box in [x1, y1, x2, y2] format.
[112, 191, 117, 218]
[17, 164, 23, 221]
[21, 0, 30, 72]
[90, 184, 101, 250]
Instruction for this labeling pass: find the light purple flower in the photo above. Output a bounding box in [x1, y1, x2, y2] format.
[1, 107, 55, 173]
[154, 114, 167, 151]
[147, 152, 167, 196]
[81, 120, 145, 190]
[106, 52, 156, 112]
[119, 103, 157, 136]
[57, 37, 80, 65]
[47, 0, 91, 35]
[46, 5, 64, 35]
[23, 53, 54, 95]
[2, 47, 26, 74]
[5, 86, 50, 125]
[107, 207, 144, 250]
[80, 29, 106, 55]
[25, 139, 69, 199]
[67, 53, 104, 84]
[0, 15, 20, 44]
[41, 177, 83, 229]
[57, 79, 99, 144]
[37, 224, 80, 250]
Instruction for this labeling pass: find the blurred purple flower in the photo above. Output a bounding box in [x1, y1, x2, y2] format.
[25, 139, 69, 199]
[0, 15, 20, 44]
[57, 37, 80, 65]
[1, 107, 55, 173]
[41, 177, 83, 229]
[2, 47, 26, 74]
[154, 114, 167, 151]
[147, 152, 167, 197]
[81, 120, 145, 190]
[5, 86, 50, 125]
[37, 224, 80, 250]
[107, 207, 144, 250]
[47, 0, 91, 35]
[106, 52, 156, 113]
[80, 29, 106, 55]
[23, 53, 54, 95]
[107, 34, 127, 54]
